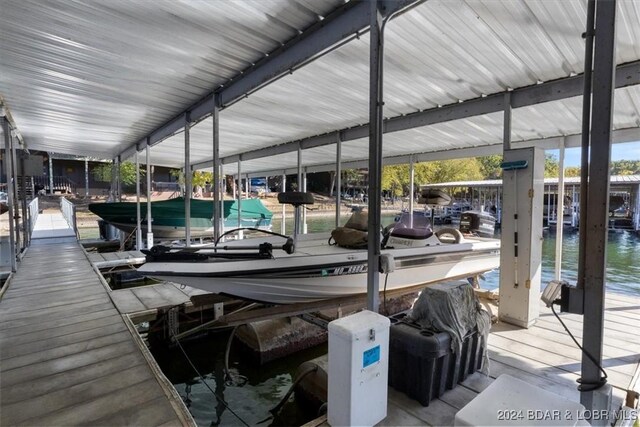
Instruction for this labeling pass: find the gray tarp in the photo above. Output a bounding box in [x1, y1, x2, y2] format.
[408, 281, 491, 374]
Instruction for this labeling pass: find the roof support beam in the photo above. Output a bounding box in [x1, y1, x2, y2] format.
[189, 60, 640, 171]
[121, 0, 419, 155]
[232, 126, 640, 178]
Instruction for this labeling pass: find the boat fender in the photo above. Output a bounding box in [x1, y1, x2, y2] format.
[380, 253, 395, 274]
[150, 245, 170, 256]
[435, 228, 464, 244]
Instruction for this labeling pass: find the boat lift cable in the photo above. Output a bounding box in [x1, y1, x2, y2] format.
[172, 333, 251, 427]
[551, 305, 608, 391]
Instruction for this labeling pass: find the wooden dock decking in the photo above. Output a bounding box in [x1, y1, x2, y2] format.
[0, 238, 194, 425]
[306, 292, 640, 427]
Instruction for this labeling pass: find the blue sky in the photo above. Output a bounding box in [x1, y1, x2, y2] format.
[548, 141, 640, 167]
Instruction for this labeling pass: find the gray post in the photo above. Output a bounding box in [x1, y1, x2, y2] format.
[554, 141, 566, 280]
[578, 0, 596, 288]
[116, 156, 121, 202]
[184, 115, 191, 247]
[503, 92, 512, 151]
[48, 154, 54, 195]
[146, 141, 153, 248]
[2, 118, 16, 271]
[367, 0, 383, 313]
[409, 155, 415, 228]
[281, 173, 286, 234]
[237, 159, 242, 238]
[10, 131, 20, 251]
[85, 159, 89, 197]
[335, 135, 342, 228]
[580, 0, 616, 417]
[20, 149, 28, 248]
[135, 150, 142, 250]
[302, 169, 308, 234]
[296, 145, 302, 236]
[212, 96, 221, 242]
[232, 174, 236, 199]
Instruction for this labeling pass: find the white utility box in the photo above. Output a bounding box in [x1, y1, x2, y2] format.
[455, 374, 589, 426]
[327, 310, 390, 427]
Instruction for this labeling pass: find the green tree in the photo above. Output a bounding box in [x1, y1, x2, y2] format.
[477, 155, 503, 179]
[91, 162, 144, 186]
[169, 169, 212, 187]
[381, 164, 409, 196]
[611, 160, 640, 175]
[564, 167, 581, 178]
[545, 153, 559, 178]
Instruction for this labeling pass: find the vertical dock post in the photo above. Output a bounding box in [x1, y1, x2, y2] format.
[2, 117, 16, 272]
[335, 135, 342, 228]
[184, 113, 191, 247]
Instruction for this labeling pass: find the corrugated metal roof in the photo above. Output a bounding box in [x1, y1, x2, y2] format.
[2, 0, 639, 173]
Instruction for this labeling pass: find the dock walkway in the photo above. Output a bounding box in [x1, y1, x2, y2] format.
[306, 292, 640, 427]
[0, 212, 194, 426]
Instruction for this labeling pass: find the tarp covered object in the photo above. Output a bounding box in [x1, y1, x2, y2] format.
[408, 281, 490, 374]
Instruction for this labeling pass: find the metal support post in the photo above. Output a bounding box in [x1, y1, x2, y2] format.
[2, 118, 16, 271]
[10, 132, 20, 251]
[578, 0, 596, 288]
[409, 154, 415, 228]
[146, 141, 153, 248]
[85, 159, 89, 197]
[48, 154, 54, 195]
[20, 149, 28, 248]
[237, 160, 243, 239]
[580, 0, 616, 416]
[335, 135, 342, 228]
[212, 96, 221, 242]
[555, 141, 566, 280]
[296, 146, 302, 237]
[184, 115, 191, 247]
[503, 92, 512, 151]
[135, 151, 142, 251]
[367, 0, 384, 313]
[116, 156, 121, 202]
[302, 170, 308, 233]
[281, 174, 286, 234]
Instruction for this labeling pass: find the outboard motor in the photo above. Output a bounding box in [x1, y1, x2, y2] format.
[459, 211, 496, 237]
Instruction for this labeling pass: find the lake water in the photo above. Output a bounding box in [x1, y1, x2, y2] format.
[150, 214, 639, 427]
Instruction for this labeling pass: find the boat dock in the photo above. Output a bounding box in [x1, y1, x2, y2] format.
[303, 292, 640, 427]
[0, 212, 194, 426]
[109, 282, 217, 323]
[87, 250, 147, 271]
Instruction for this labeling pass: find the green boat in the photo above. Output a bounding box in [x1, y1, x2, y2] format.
[88, 197, 273, 239]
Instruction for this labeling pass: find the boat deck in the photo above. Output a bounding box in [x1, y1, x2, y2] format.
[306, 292, 640, 427]
[0, 212, 194, 426]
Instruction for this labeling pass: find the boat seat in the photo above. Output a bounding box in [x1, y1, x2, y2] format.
[390, 226, 433, 240]
[277, 191, 315, 206]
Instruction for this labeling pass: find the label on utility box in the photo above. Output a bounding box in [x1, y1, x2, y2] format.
[363, 345, 380, 368]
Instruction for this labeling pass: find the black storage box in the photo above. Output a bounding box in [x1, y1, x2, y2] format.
[388, 314, 484, 406]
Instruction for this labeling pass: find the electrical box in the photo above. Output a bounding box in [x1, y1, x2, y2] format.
[499, 147, 544, 328]
[327, 310, 390, 427]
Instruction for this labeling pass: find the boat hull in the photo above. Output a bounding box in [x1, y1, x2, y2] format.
[139, 237, 500, 304]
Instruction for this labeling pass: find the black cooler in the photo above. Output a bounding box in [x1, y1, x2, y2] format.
[388, 281, 489, 406]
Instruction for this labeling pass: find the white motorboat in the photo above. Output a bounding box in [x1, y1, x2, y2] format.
[137, 229, 500, 304]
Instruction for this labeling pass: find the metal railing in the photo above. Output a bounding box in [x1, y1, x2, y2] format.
[60, 197, 79, 239]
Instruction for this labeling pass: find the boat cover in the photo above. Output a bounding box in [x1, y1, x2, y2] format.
[89, 197, 273, 223]
[408, 281, 490, 374]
